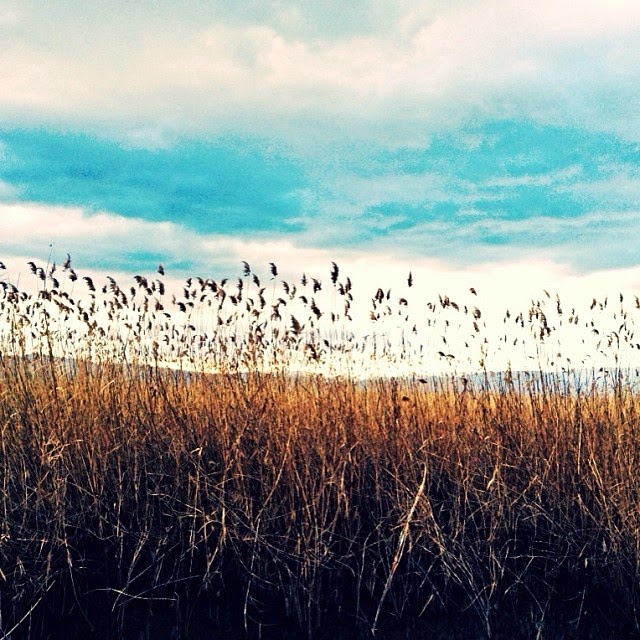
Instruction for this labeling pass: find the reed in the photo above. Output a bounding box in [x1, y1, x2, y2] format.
[0, 258, 639, 638]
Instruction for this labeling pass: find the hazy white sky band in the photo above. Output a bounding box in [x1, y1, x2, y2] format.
[3, 204, 640, 376]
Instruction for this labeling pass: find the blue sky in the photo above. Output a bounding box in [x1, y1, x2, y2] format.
[1, 0, 640, 291]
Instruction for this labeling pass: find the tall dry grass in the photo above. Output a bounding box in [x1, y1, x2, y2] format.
[0, 258, 640, 638]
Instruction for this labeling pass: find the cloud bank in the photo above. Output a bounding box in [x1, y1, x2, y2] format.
[0, 1, 639, 143]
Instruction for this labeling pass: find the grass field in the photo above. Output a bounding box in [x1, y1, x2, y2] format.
[1, 258, 640, 638]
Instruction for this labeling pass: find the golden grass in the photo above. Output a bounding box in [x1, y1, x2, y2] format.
[1, 259, 640, 638]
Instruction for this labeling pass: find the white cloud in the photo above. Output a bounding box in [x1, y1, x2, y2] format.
[0, 7, 20, 27]
[329, 172, 450, 208]
[559, 168, 640, 204]
[0, 180, 17, 198]
[484, 166, 583, 188]
[1, 200, 635, 301]
[519, 0, 640, 40]
[0, 1, 639, 143]
[0, 203, 211, 266]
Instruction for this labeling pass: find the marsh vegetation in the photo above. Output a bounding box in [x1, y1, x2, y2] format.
[1, 257, 640, 638]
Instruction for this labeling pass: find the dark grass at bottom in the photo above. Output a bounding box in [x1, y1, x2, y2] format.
[16, 576, 640, 640]
[23, 606, 640, 640]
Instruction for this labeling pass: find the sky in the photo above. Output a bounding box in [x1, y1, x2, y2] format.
[1, 1, 640, 371]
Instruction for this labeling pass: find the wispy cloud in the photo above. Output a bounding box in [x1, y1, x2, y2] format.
[483, 166, 583, 189]
[1, 1, 639, 143]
